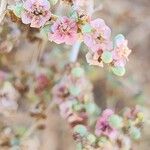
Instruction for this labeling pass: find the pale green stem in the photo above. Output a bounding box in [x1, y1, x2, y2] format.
[69, 0, 94, 63]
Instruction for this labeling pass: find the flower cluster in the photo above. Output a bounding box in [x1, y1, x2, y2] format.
[11, 0, 131, 76]
[95, 109, 117, 139]
[72, 107, 144, 150]
[51, 64, 144, 150]
[52, 64, 100, 127]
[123, 106, 144, 140]
[0, 0, 144, 149]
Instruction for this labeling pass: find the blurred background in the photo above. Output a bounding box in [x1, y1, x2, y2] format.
[0, 0, 150, 149]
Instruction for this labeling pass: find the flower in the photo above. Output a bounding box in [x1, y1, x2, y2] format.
[52, 82, 70, 104]
[48, 16, 78, 45]
[59, 100, 87, 127]
[21, 0, 51, 28]
[84, 18, 112, 52]
[95, 109, 117, 139]
[124, 106, 140, 120]
[0, 82, 19, 115]
[112, 35, 131, 67]
[86, 50, 103, 67]
[35, 74, 50, 94]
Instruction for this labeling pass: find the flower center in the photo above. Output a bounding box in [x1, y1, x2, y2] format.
[117, 47, 130, 59]
[101, 122, 112, 132]
[60, 24, 70, 33]
[62, 26, 68, 31]
[97, 34, 105, 43]
[33, 8, 43, 16]
[58, 87, 70, 98]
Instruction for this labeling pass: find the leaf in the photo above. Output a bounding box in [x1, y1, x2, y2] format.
[76, 143, 82, 150]
[114, 34, 125, 48]
[130, 127, 141, 140]
[111, 66, 126, 76]
[85, 103, 97, 115]
[71, 67, 84, 77]
[73, 125, 87, 136]
[12, 3, 24, 18]
[108, 115, 123, 128]
[81, 24, 92, 33]
[70, 10, 78, 21]
[73, 103, 84, 111]
[115, 34, 125, 42]
[87, 134, 96, 144]
[69, 86, 80, 96]
[49, 0, 58, 5]
[40, 25, 51, 36]
[101, 51, 113, 64]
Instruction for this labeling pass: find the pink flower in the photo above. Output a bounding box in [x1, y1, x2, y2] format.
[95, 109, 117, 139]
[48, 16, 78, 45]
[52, 82, 70, 104]
[67, 112, 87, 127]
[59, 101, 87, 127]
[84, 18, 112, 52]
[86, 50, 103, 67]
[35, 74, 50, 94]
[21, 0, 51, 28]
[124, 106, 140, 120]
[112, 35, 131, 67]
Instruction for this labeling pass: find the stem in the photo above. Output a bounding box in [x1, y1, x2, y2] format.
[69, 0, 94, 63]
[87, 0, 94, 15]
[69, 41, 81, 63]
[0, 0, 7, 23]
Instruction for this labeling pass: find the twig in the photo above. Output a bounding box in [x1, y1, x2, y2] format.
[20, 100, 56, 142]
[0, 0, 7, 23]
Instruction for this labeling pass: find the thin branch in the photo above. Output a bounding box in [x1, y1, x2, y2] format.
[0, 0, 7, 23]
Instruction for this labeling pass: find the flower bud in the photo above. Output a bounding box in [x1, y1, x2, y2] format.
[108, 114, 123, 128]
[130, 127, 141, 140]
[73, 125, 87, 137]
[69, 86, 81, 96]
[82, 24, 92, 33]
[87, 134, 96, 144]
[137, 112, 144, 122]
[101, 51, 113, 64]
[111, 66, 126, 76]
[97, 136, 108, 147]
[71, 67, 84, 78]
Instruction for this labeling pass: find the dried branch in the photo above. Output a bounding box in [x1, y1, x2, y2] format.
[0, 0, 7, 23]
